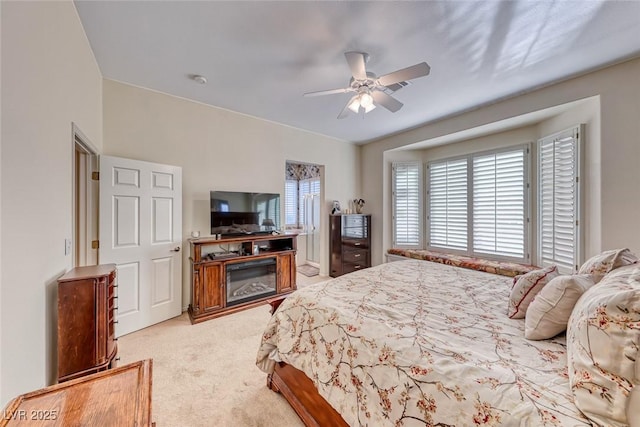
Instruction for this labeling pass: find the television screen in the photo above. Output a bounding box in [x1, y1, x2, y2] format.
[210, 191, 281, 236]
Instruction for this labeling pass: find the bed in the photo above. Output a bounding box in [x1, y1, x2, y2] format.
[256, 259, 594, 426]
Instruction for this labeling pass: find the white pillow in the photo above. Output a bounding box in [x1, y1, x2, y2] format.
[567, 264, 640, 426]
[524, 274, 595, 340]
[508, 265, 558, 319]
[577, 248, 638, 283]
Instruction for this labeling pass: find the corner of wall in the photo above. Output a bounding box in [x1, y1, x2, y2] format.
[0, 0, 4, 406]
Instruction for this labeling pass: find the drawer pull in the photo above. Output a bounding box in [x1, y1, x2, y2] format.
[354, 254, 361, 258]
[354, 242, 361, 246]
[354, 265, 361, 269]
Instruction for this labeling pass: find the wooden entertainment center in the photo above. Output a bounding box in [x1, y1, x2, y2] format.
[188, 233, 297, 324]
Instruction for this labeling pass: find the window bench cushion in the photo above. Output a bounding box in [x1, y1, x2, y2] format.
[387, 248, 538, 277]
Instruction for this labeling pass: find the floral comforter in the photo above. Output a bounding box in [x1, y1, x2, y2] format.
[256, 260, 590, 426]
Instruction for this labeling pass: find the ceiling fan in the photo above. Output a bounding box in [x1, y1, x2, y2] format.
[304, 51, 431, 119]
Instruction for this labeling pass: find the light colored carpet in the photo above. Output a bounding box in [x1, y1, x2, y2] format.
[118, 273, 328, 426]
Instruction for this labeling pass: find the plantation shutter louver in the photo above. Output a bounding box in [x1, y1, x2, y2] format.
[473, 148, 526, 259]
[310, 179, 320, 196]
[284, 180, 297, 227]
[538, 127, 580, 273]
[392, 162, 421, 247]
[429, 158, 468, 251]
[298, 178, 320, 228]
[298, 180, 310, 226]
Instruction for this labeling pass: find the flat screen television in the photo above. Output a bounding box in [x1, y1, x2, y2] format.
[210, 191, 281, 236]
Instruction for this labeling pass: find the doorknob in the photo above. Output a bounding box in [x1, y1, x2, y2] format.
[172, 246, 181, 252]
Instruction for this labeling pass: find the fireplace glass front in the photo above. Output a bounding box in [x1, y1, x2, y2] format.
[226, 258, 277, 306]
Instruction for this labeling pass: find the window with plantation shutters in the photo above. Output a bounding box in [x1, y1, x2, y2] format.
[473, 148, 526, 259]
[428, 158, 468, 251]
[392, 162, 421, 247]
[285, 178, 320, 228]
[538, 126, 581, 274]
[427, 146, 529, 262]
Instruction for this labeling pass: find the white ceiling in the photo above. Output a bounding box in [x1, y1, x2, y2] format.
[75, 1, 640, 144]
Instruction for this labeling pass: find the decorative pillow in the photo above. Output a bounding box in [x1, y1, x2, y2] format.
[577, 248, 638, 282]
[524, 274, 595, 340]
[507, 265, 558, 319]
[567, 264, 640, 426]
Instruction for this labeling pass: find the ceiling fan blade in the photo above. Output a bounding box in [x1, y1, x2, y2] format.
[377, 62, 430, 87]
[344, 51, 367, 81]
[338, 95, 358, 119]
[304, 87, 352, 97]
[371, 90, 403, 113]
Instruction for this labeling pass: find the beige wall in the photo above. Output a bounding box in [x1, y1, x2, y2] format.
[0, 0, 4, 403]
[363, 58, 640, 266]
[102, 80, 359, 307]
[1, 1, 103, 405]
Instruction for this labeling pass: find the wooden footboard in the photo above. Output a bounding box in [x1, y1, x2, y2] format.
[267, 362, 348, 427]
[265, 298, 348, 426]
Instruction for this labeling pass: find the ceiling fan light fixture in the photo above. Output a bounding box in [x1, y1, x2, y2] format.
[347, 96, 361, 113]
[360, 92, 374, 109]
[306, 51, 428, 118]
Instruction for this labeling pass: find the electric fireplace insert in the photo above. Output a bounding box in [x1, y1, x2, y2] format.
[226, 258, 277, 306]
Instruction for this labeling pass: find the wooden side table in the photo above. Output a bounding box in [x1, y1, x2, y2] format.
[1, 359, 153, 426]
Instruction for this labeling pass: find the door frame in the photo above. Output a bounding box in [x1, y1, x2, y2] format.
[71, 123, 99, 267]
[285, 161, 325, 274]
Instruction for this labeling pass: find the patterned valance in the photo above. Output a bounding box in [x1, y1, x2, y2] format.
[286, 162, 321, 181]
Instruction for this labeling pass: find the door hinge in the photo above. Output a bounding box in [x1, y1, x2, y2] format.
[576, 220, 579, 226]
[91, 240, 99, 249]
[91, 171, 100, 181]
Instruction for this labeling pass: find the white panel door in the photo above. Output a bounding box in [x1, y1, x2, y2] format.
[99, 155, 182, 337]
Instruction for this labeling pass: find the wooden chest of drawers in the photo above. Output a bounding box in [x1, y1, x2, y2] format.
[57, 264, 117, 382]
[329, 214, 371, 277]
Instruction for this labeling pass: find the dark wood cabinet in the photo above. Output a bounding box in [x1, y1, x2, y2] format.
[200, 263, 224, 313]
[189, 233, 297, 324]
[277, 252, 296, 294]
[57, 264, 117, 383]
[330, 214, 371, 277]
